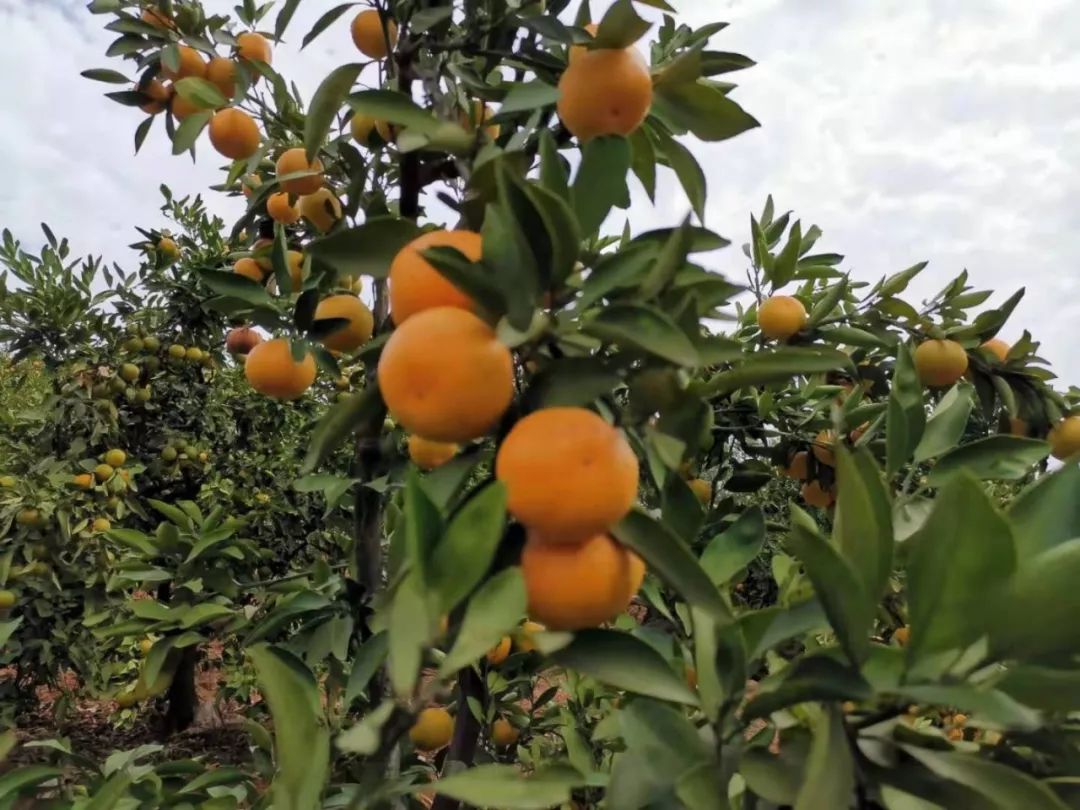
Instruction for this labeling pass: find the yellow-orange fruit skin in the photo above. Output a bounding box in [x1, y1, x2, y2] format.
[244, 338, 316, 400]
[914, 339, 969, 387]
[557, 48, 652, 142]
[757, 295, 808, 340]
[389, 230, 482, 324]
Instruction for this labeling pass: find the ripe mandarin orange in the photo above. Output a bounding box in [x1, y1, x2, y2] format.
[236, 32, 272, 64]
[276, 147, 324, 195]
[378, 307, 513, 442]
[208, 108, 260, 160]
[521, 532, 637, 630]
[757, 295, 807, 340]
[914, 339, 969, 387]
[557, 47, 652, 142]
[350, 114, 394, 146]
[314, 294, 374, 352]
[244, 338, 317, 399]
[234, 258, 264, 283]
[812, 430, 836, 466]
[981, 337, 1010, 363]
[568, 22, 599, 64]
[496, 407, 638, 541]
[485, 636, 512, 666]
[162, 45, 206, 81]
[389, 230, 482, 324]
[138, 79, 171, 114]
[407, 435, 459, 471]
[491, 718, 519, 747]
[687, 478, 711, 505]
[801, 480, 834, 508]
[409, 707, 453, 751]
[1049, 415, 1080, 461]
[170, 91, 201, 120]
[206, 56, 236, 98]
[351, 10, 398, 59]
[266, 192, 299, 224]
[785, 450, 809, 480]
[299, 188, 342, 233]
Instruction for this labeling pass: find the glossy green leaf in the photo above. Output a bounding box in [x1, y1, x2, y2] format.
[906, 474, 1015, 663]
[833, 445, 893, 604]
[583, 302, 699, 366]
[81, 68, 129, 84]
[573, 136, 631, 235]
[795, 706, 855, 810]
[171, 110, 210, 155]
[592, 0, 651, 48]
[702, 346, 849, 394]
[652, 81, 760, 142]
[524, 357, 621, 410]
[429, 483, 508, 613]
[307, 217, 420, 280]
[550, 630, 698, 705]
[0, 766, 63, 801]
[305, 63, 362, 160]
[893, 685, 1041, 731]
[344, 632, 388, 708]
[388, 573, 432, 695]
[173, 76, 226, 109]
[302, 3, 354, 49]
[427, 763, 585, 810]
[699, 507, 765, 586]
[913, 383, 974, 462]
[439, 567, 526, 675]
[745, 655, 872, 720]
[500, 80, 560, 114]
[1008, 464, 1080, 559]
[301, 386, 385, 473]
[347, 89, 444, 134]
[248, 645, 330, 810]
[901, 746, 1068, 810]
[998, 664, 1080, 712]
[928, 436, 1049, 485]
[402, 469, 441, 586]
[651, 126, 706, 221]
[886, 344, 926, 476]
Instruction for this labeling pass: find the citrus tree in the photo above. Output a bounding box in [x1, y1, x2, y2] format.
[2, 0, 1080, 807]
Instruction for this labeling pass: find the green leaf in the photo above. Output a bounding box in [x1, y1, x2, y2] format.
[248, 645, 330, 810]
[739, 733, 809, 805]
[302, 4, 355, 49]
[0, 766, 63, 801]
[886, 344, 926, 477]
[524, 358, 621, 409]
[344, 632, 388, 708]
[906, 474, 1015, 663]
[427, 763, 585, 810]
[86, 772, 133, 810]
[501, 80, 560, 114]
[550, 630, 698, 705]
[900, 746, 1069, 810]
[305, 63, 362, 161]
[81, 68, 129, 84]
[539, 129, 569, 198]
[770, 220, 802, 288]
[593, 0, 652, 48]
[274, 0, 303, 40]
[990, 538, 1080, 659]
[832, 445, 893, 605]
[638, 217, 693, 300]
[785, 508, 872, 665]
[429, 483, 508, 613]
[795, 706, 855, 810]
[699, 507, 765, 586]
[651, 126, 706, 221]
[423, 245, 506, 319]
[1008, 464, 1080, 559]
[744, 655, 872, 720]
[928, 436, 1049, 485]
[173, 76, 226, 109]
[652, 81, 760, 142]
[388, 573, 432, 696]
[583, 302, 699, 366]
[439, 567, 526, 675]
[879, 261, 927, 297]
[913, 383, 974, 462]
[199, 268, 274, 309]
[348, 89, 444, 134]
[410, 6, 453, 32]
[185, 524, 238, 564]
[301, 386, 385, 474]
[336, 700, 395, 755]
[892, 685, 1041, 731]
[700, 50, 756, 76]
[171, 110, 211, 155]
[573, 136, 631, 235]
[307, 217, 420, 281]
[702, 347, 850, 395]
[105, 528, 157, 555]
[998, 664, 1080, 713]
[613, 509, 731, 622]
[402, 469, 441, 586]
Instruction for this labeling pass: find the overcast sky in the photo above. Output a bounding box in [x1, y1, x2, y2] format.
[2, 0, 1078, 384]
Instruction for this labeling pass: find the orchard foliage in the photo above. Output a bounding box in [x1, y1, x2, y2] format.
[1, 0, 1080, 807]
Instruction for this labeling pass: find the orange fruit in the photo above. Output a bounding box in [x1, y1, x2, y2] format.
[491, 718, 519, 747]
[208, 108, 260, 160]
[276, 148, 324, 195]
[521, 532, 637, 630]
[460, 100, 500, 140]
[407, 435, 459, 471]
[785, 451, 809, 480]
[893, 626, 910, 646]
[94, 463, 115, 482]
[496, 407, 639, 541]
[92, 517, 112, 533]
[378, 307, 514, 442]
[914, 339, 969, 387]
[409, 707, 453, 751]
[225, 326, 263, 355]
[485, 636, 511, 666]
[299, 188, 342, 233]
[1049, 415, 1080, 461]
[801, 480, 834, 508]
[811, 430, 836, 466]
[236, 32, 272, 64]
[170, 91, 201, 121]
[105, 449, 127, 467]
[687, 478, 711, 505]
[162, 45, 206, 81]
[314, 295, 374, 352]
[757, 295, 807, 340]
[266, 192, 299, 224]
[389, 230, 482, 324]
[350, 114, 393, 146]
[622, 550, 646, 603]
[137, 78, 171, 114]
[285, 250, 305, 292]
[252, 237, 274, 270]
[206, 56, 236, 98]
[981, 338, 1010, 363]
[351, 10, 398, 59]
[568, 22, 599, 64]
[557, 47, 652, 142]
[234, 258, 264, 283]
[16, 508, 42, 527]
[73, 473, 94, 489]
[244, 338, 317, 400]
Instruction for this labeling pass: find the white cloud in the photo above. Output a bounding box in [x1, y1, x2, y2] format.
[1, 0, 1078, 384]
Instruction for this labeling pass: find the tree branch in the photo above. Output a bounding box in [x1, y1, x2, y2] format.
[430, 666, 487, 810]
